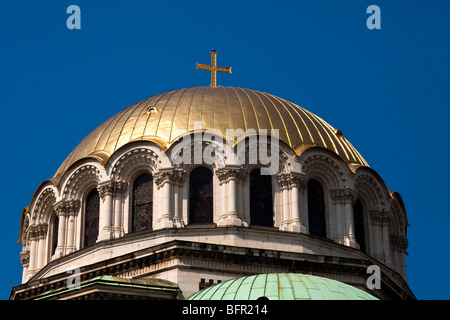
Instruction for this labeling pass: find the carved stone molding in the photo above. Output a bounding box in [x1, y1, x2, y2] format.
[303, 155, 343, 188]
[111, 148, 159, 181]
[355, 174, 385, 209]
[63, 165, 101, 199]
[33, 188, 56, 220]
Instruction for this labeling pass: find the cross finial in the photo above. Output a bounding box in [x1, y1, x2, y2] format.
[196, 50, 232, 87]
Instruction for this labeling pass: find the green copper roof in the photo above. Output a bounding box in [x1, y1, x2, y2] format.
[187, 273, 378, 300]
[33, 275, 180, 300]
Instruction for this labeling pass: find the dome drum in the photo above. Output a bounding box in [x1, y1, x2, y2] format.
[13, 86, 413, 300]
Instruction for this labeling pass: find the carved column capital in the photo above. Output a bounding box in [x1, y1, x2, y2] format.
[20, 252, 30, 267]
[216, 166, 245, 185]
[390, 235, 408, 253]
[98, 181, 114, 201]
[331, 187, 357, 205]
[67, 199, 80, 216]
[113, 181, 128, 196]
[28, 225, 38, 240]
[287, 172, 307, 190]
[276, 173, 290, 190]
[154, 169, 176, 188]
[172, 169, 186, 187]
[54, 200, 68, 217]
[369, 209, 391, 225]
[37, 223, 48, 238]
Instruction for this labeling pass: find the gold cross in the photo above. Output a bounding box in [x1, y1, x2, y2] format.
[196, 49, 232, 87]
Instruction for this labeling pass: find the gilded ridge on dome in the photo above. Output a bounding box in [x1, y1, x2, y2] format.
[54, 86, 368, 182]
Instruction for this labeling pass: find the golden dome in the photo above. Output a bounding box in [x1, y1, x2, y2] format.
[54, 86, 368, 181]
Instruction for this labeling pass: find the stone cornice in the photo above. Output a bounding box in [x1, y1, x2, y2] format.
[10, 239, 415, 301]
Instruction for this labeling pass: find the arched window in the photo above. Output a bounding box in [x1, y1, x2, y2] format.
[84, 188, 100, 247]
[250, 168, 274, 227]
[353, 198, 366, 253]
[307, 179, 326, 238]
[132, 173, 153, 232]
[51, 211, 59, 256]
[189, 167, 213, 224]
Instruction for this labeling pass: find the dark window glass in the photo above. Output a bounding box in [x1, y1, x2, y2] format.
[132, 174, 153, 232]
[250, 168, 274, 227]
[307, 179, 327, 238]
[353, 198, 366, 253]
[84, 189, 100, 247]
[189, 167, 213, 224]
[51, 212, 58, 256]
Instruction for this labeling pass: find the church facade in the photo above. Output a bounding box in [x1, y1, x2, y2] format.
[11, 85, 414, 300]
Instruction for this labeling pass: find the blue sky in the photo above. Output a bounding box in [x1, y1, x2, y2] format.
[1, 0, 449, 300]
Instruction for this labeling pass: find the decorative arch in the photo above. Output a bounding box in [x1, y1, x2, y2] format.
[301, 152, 345, 190]
[62, 164, 102, 200]
[32, 187, 56, 223]
[354, 173, 386, 211]
[110, 146, 161, 183]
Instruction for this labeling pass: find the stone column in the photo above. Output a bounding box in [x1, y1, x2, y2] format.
[380, 210, 392, 267]
[288, 173, 307, 233]
[154, 169, 175, 229]
[172, 169, 186, 228]
[98, 181, 113, 241]
[330, 187, 357, 248]
[53, 201, 67, 259]
[331, 189, 345, 244]
[277, 173, 291, 231]
[390, 234, 408, 279]
[342, 187, 357, 248]
[369, 210, 385, 262]
[27, 225, 38, 278]
[35, 223, 48, 270]
[65, 199, 80, 253]
[216, 166, 244, 227]
[20, 252, 30, 283]
[112, 181, 127, 238]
